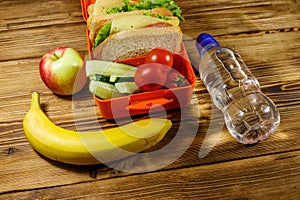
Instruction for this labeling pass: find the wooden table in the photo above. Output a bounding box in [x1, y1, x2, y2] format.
[1, 0, 299, 199]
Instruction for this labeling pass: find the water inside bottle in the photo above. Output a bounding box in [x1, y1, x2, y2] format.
[224, 92, 280, 144]
[200, 47, 280, 144]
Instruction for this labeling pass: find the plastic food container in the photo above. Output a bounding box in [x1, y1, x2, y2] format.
[81, 0, 196, 119]
[81, 0, 95, 53]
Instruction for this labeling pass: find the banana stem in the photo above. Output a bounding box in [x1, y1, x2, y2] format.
[30, 92, 41, 110]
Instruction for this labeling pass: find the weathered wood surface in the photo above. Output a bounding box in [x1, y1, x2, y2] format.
[1, 0, 300, 199]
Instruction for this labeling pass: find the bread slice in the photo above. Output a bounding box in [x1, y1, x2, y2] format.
[91, 26, 182, 61]
[87, 10, 147, 43]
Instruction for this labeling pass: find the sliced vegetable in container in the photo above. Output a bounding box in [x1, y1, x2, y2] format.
[89, 80, 116, 100]
[86, 60, 139, 99]
[115, 82, 140, 94]
[86, 49, 192, 100]
[86, 60, 137, 77]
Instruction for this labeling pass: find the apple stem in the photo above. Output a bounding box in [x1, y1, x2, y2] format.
[53, 52, 59, 60]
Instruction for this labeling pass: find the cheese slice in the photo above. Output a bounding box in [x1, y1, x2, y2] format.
[110, 15, 180, 34]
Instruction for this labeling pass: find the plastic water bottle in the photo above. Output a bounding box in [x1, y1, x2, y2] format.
[196, 33, 280, 144]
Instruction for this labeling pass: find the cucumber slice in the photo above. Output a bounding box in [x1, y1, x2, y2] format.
[86, 60, 136, 77]
[109, 74, 118, 83]
[115, 82, 140, 94]
[89, 80, 115, 100]
[90, 74, 110, 82]
[90, 74, 134, 85]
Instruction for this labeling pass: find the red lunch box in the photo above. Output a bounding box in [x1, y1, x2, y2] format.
[80, 0, 196, 120]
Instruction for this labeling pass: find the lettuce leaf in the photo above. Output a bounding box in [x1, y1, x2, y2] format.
[93, 22, 112, 49]
[106, 0, 184, 20]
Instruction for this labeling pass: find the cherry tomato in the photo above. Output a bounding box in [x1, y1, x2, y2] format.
[166, 70, 189, 88]
[134, 63, 170, 91]
[145, 48, 173, 68]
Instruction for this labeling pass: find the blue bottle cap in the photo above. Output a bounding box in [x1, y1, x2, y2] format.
[196, 33, 220, 47]
[196, 33, 220, 57]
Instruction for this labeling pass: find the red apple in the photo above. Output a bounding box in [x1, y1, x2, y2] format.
[39, 47, 86, 95]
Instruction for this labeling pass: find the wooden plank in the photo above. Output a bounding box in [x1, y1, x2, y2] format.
[1, 150, 299, 199]
[179, 0, 300, 38]
[0, 0, 84, 31]
[0, 0, 88, 61]
[0, 24, 88, 61]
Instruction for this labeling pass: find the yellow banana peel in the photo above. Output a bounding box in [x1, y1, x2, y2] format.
[23, 92, 172, 165]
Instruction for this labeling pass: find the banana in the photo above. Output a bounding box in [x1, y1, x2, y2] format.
[23, 92, 172, 165]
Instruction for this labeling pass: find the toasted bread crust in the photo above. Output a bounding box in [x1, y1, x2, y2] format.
[92, 26, 183, 61]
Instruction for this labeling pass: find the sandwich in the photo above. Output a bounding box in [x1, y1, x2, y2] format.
[86, 0, 184, 61]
